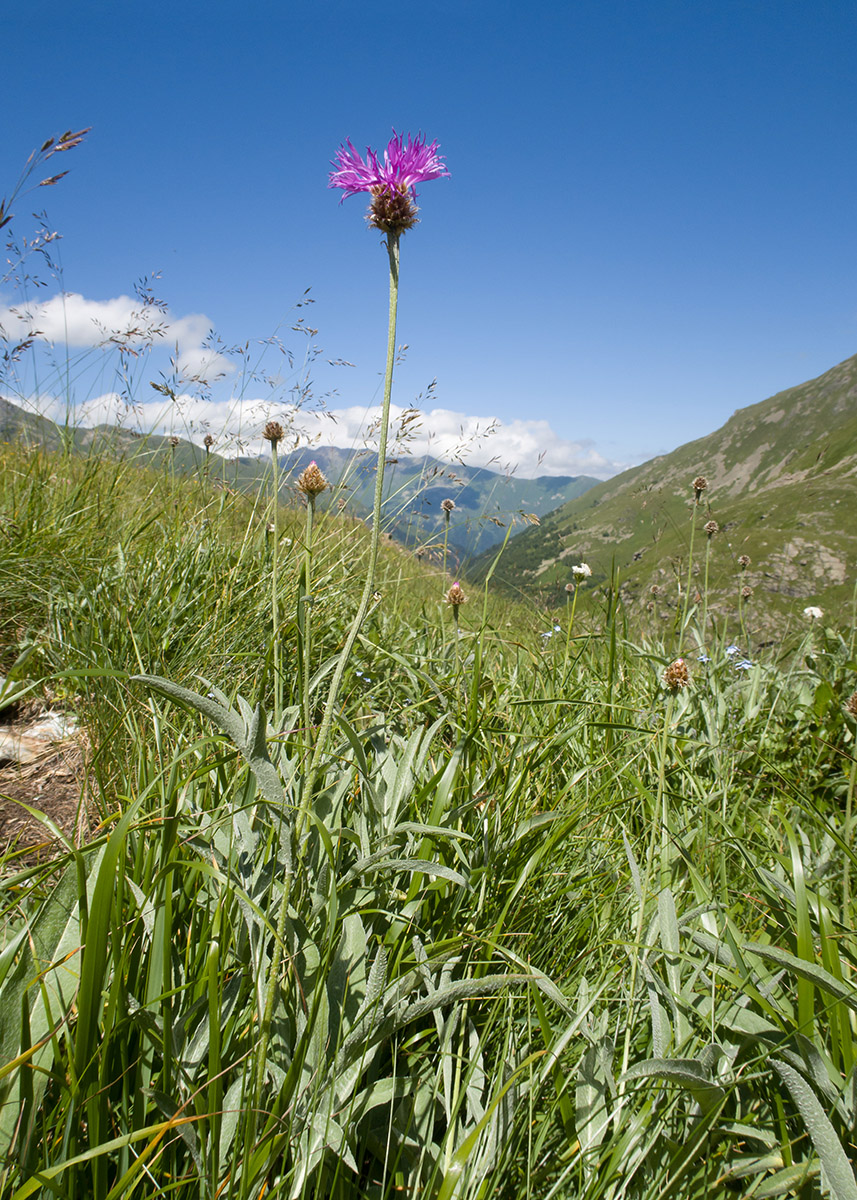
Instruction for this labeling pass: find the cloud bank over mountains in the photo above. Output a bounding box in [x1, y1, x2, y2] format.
[1, 292, 628, 480]
[0, 292, 235, 382]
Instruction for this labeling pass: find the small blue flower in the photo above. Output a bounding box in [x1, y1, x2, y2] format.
[553, 624, 562, 632]
[725, 645, 740, 657]
[697, 654, 711, 664]
[735, 659, 754, 671]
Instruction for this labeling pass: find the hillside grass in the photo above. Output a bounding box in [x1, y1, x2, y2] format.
[1, 443, 856, 1199]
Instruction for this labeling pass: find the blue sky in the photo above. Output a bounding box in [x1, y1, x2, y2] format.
[2, 0, 856, 477]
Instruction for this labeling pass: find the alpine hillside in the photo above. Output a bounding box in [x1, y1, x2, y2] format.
[470, 353, 857, 636]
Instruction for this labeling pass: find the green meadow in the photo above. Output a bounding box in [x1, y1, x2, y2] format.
[1, 439, 857, 1199]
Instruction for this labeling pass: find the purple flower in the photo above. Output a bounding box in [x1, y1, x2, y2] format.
[329, 131, 449, 233]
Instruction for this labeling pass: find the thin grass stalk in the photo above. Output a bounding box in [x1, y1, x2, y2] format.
[300, 232, 401, 828]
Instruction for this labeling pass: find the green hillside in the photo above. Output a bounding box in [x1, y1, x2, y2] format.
[0, 399, 598, 559]
[471, 352, 857, 636]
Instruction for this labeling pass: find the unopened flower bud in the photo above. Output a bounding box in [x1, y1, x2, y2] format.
[203, 434, 215, 449]
[297, 461, 329, 497]
[663, 658, 690, 692]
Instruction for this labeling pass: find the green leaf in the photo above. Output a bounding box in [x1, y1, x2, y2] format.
[771, 1059, 857, 1200]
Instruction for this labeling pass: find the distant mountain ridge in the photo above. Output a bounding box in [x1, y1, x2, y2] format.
[0, 398, 598, 559]
[469, 352, 857, 633]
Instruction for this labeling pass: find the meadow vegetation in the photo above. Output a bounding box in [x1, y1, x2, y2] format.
[0, 440, 856, 1199]
[1, 128, 857, 1200]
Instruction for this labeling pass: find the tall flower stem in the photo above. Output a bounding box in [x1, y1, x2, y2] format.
[563, 585, 579, 680]
[269, 439, 282, 726]
[702, 539, 712, 643]
[678, 510, 698, 655]
[844, 754, 856, 916]
[299, 494, 316, 757]
[300, 233, 401, 832]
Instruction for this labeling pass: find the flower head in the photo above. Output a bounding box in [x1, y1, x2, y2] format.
[444, 581, 467, 607]
[297, 460, 329, 498]
[263, 420, 285, 445]
[704, 520, 719, 538]
[803, 605, 824, 621]
[329, 131, 449, 234]
[845, 690, 857, 720]
[663, 658, 690, 692]
[738, 554, 751, 570]
[203, 433, 215, 450]
[692, 475, 708, 502]
[571, 562, 592, 582]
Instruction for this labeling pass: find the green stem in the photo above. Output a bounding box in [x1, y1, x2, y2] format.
[678, 506, 698, 654]
[300, 233, 401, 832]
[657, 693, 676, 892]
[562, 585, 579, 681]
[270, 439, 281, 726]
[702, 537, 711, 645]
[844, 755, 856, 917]
[301, 495, 315, 757]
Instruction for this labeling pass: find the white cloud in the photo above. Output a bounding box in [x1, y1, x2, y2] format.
[16, 391, 626, 479]
[0, 292, 234, 383]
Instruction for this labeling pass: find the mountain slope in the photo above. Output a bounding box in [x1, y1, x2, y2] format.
[0, 399, 598, 559]
[470, 353, 857, 632]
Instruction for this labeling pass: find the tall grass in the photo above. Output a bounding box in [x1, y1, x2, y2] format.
[1, 444, 856, 1199]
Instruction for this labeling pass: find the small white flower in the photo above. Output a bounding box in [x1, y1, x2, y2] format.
[803, 605, 824, 621]
[725, 645, 740, 657]
[553, 624, 561, 632]
[572, 563, 592, 580]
